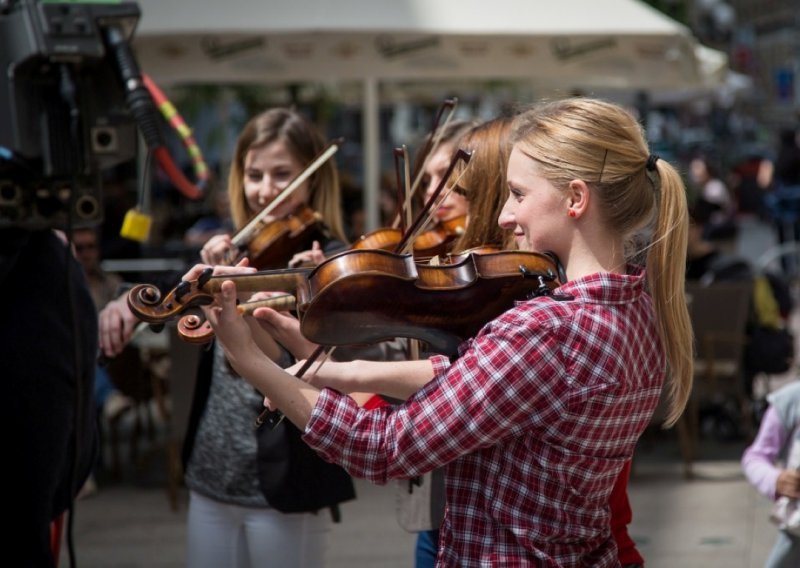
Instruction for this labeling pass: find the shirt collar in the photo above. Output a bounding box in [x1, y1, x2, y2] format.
[554, 266, 646, 305]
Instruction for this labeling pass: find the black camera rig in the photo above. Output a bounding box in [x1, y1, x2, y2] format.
[0, 0, 151, 229]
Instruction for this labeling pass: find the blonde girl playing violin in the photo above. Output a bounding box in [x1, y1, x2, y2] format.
[202, 97, 694, 566]
[178, 108, 370, 568]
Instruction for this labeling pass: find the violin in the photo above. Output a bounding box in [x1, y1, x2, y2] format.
[227, 139, 341, 269]
[353, 147, 471, 259]
[241, 204, 328, 269]
[128, 248, 563, 355]
[351, 214, 466, 259]
[411, 214, 466, 258]
[175, 244, 503, 344]
[350, 227, 403, 253]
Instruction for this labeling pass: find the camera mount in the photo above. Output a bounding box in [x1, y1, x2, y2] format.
[0, 0, 142, 229]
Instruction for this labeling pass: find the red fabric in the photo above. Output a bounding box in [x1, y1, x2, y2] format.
[610, 460, 645, 566]
[363, 394, 391, 410]
[50, 512, 65, 564]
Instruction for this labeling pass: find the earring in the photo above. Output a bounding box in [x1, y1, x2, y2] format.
[567, 210, 577, 218]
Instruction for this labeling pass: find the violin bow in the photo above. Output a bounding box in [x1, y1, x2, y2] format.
[395, 148, 472, 255]
[254, 344, 337, 429]
[230, 138, 344, 251]
[403, 146, 413, 232]
[391, 146, 413, 236]
[392, 98, 458, 229]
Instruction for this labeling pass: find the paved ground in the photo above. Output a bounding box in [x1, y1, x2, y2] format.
[57, 427, 780, 568]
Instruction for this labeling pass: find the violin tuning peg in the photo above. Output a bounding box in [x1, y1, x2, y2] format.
[198, 267, 214, 287]
[174, 280, 191, 302]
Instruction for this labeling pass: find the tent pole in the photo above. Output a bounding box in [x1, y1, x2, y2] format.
[362, 76, 380, 232]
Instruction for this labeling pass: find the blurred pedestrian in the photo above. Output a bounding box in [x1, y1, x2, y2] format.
[689, 155, 737, 242]
[742, 380, 800, 567]
[70, 227, 134, 496]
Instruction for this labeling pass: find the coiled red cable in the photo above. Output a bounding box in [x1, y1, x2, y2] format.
[142, 74, 206, 200]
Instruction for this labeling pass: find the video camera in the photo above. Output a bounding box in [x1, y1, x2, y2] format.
[0, 0, 154, 229]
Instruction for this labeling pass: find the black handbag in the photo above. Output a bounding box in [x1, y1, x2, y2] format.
[256, 419, 355, 517]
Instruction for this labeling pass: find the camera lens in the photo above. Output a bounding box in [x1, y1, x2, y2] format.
[75, 194, 99, 219]
[92, 127, 118, 152]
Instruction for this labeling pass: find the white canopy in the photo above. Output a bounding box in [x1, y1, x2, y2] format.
[134, 0, 714, 90]
[132, 0, 728, 228]
[136, 0, 693, 36]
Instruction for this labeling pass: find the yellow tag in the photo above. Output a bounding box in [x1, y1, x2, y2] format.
[120, 208, 152, 242]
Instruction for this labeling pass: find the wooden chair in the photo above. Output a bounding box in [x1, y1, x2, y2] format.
[678, 279, 754, 478]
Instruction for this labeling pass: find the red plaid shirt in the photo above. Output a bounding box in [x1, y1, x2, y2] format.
[305, 270, 664, 567]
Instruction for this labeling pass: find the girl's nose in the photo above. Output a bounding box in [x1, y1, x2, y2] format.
[497, 201, 514, 229]
[260, 177, 281, 198]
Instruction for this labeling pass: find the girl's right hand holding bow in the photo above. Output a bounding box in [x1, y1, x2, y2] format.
[200, 233, 235, 265]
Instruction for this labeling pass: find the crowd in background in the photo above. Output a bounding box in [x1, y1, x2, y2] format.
[97, 101, 800, 282]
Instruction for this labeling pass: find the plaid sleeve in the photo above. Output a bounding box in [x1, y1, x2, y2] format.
[303, 308, 567, 483]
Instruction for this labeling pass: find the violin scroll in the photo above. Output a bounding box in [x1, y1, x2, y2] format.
[176, 314, 215, 344]
[127, 267, 216, 324]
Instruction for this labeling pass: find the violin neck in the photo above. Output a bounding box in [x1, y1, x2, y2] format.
[205, 268, 309, 294]
[237, 294, 296, 315]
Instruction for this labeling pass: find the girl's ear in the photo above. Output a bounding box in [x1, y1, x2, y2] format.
[566, 179, 590, 218]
